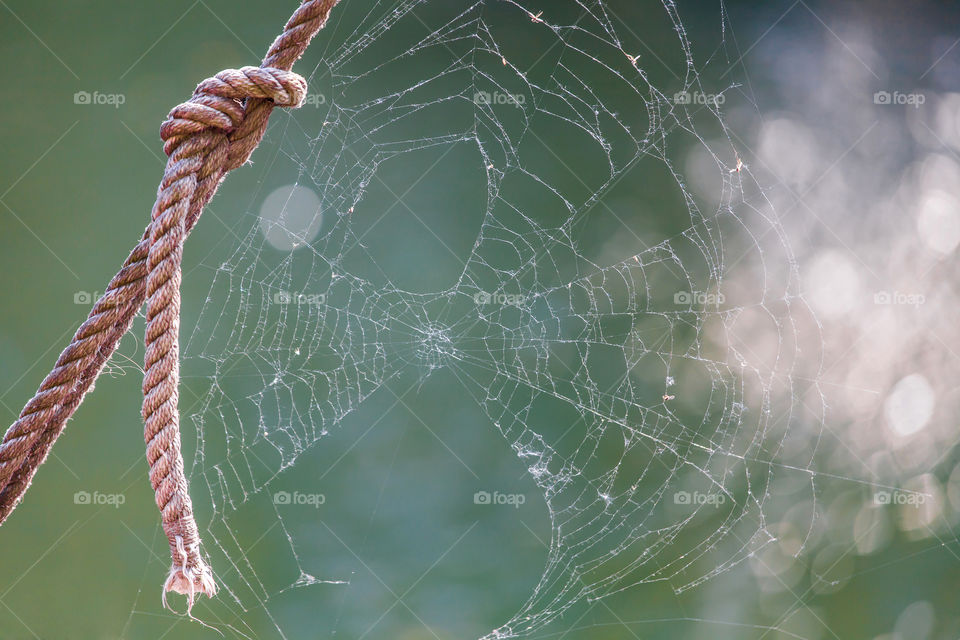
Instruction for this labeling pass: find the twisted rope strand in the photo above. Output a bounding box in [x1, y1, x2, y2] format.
[0, 0, 341, 610]
[145, 65, 307, 606]
[0, 235, 151, 518]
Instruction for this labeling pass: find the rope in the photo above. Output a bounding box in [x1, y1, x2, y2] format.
[147, 64, 307, 606]
[0, 0, 341, 611]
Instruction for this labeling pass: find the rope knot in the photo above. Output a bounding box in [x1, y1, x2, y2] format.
[159, 66, 307, 157]
[0, 0, 342, 617]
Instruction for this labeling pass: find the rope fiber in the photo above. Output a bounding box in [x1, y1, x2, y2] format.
[0, 0, 341, 610]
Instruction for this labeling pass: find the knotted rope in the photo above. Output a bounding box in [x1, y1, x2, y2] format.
[148, 65, 307, 607]
[0, 0, 341, 611]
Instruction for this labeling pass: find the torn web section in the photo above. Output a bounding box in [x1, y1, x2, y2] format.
[163, 1, 823, 638]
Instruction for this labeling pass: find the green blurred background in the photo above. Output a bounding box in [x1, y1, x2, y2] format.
[1, 1, 959, 639]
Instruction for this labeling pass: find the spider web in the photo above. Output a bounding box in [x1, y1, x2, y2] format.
[164, 0, 826, 637]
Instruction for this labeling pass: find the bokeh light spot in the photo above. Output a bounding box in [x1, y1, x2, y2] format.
[804, 251, 862, 318]
[259, 184, 323, 251]
[884, 374, 935, 436]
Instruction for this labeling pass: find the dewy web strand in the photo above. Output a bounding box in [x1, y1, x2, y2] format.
[4, 1, 830, 638]
[171, 1, 825, 638]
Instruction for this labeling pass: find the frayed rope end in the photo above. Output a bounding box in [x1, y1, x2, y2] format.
[161, 535, 217, 615]
[162, 562, 217, 614]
